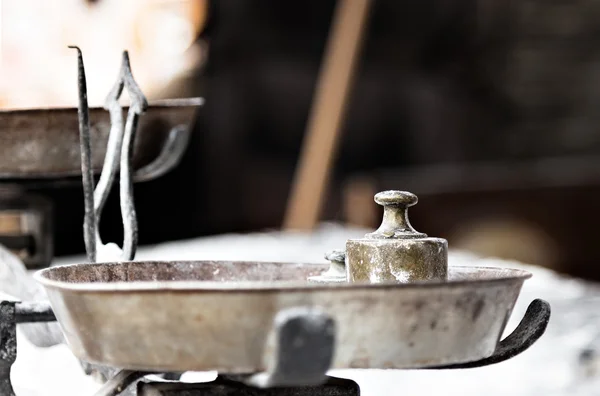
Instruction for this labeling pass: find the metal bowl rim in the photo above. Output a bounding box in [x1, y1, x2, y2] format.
[34, 261, 532, 293]
[0, 97, 204, 113]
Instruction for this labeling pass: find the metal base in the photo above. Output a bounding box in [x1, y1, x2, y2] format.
[1, 298, 551, 396]
[138, 376, 360, 396]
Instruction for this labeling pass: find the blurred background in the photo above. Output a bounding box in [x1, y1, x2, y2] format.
[1, 0, 600, 281]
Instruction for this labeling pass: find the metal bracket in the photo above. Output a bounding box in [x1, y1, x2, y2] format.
[246, 307, 336, 388]
[429, 299, 551, 369]
[0, 300, 57, 396]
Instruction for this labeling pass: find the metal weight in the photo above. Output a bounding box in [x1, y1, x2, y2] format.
[346, 190, 448, 283]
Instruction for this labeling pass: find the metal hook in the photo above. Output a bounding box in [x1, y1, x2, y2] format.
[70, 47, 148, 263]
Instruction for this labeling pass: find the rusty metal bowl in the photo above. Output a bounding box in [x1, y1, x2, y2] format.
[0, 98, 203, 181]
[35, 261, 533, 373]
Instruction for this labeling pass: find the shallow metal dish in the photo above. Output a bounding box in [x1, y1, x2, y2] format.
[36, 261, 532, 373]
[0, 98, 203, 181]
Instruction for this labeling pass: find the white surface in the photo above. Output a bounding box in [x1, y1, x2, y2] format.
[6, 223, 600, 395]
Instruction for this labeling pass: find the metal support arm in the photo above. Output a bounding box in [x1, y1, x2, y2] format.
[247, 307, 336, 388]
[0, 301, 57, 396]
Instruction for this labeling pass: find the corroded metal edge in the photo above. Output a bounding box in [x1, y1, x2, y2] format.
[34, 263, 532, 293]
[0, 98, 204, 114]
[0, 98, 203, 182]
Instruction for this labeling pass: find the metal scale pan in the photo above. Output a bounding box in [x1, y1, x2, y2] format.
[0, 50, 202, 270]
[36, 261, 539, 374]
[29, 48, 550, 394]
[0, 94, 202, 183]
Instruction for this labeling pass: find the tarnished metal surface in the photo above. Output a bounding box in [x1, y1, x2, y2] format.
[35, 261, 529, 372]
[346, 191, 448, 283]
[0, 99, 201, 180]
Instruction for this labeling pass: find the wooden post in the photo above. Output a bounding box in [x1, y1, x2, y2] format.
[283, 0, 372, 230]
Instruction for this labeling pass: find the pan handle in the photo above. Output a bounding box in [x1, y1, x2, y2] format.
[71, 47, 148, 263]
[133, 124, 191, 182]
[246, 307, 336, 388]
[429, 298, 551, 369]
